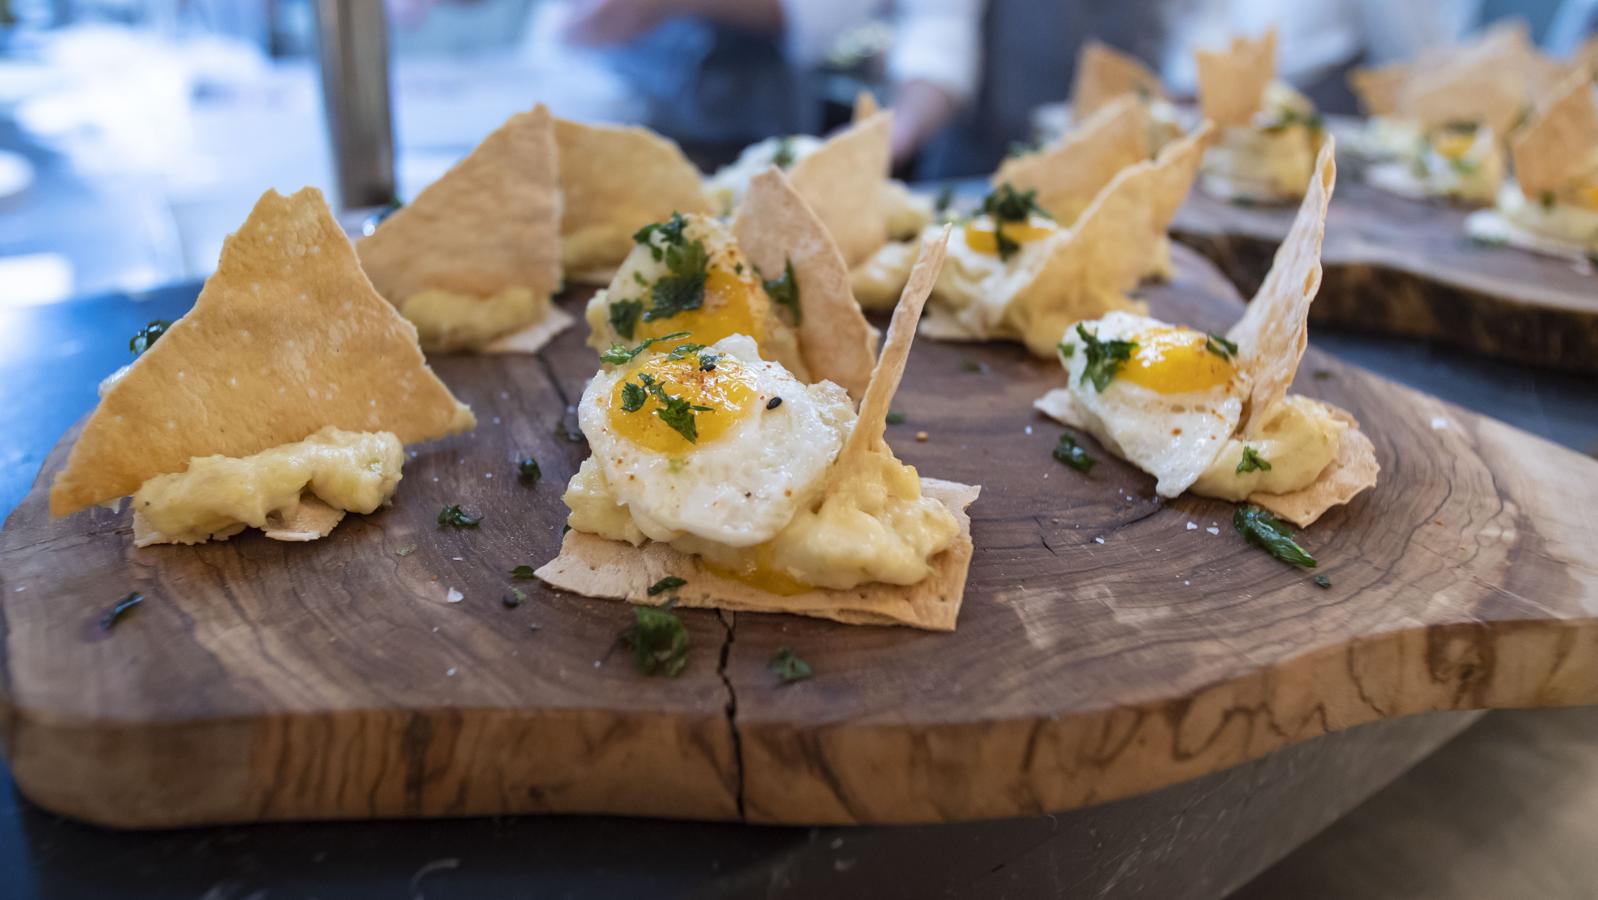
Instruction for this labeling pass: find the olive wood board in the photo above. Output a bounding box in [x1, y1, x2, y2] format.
[1, 245, 1594, 828]
[1171, 176, 1598, 374]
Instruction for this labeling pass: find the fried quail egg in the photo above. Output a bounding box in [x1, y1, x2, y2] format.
[577, 334, 853, 547]
[1047, 311, 1245, 497]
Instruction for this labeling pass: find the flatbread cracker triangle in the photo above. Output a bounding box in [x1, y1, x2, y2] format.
[50, 187, 475, 517]
[1071, 41, 1165, 121]
[1349, 61, 1411, 117]
[358, 104, 561, 303]
[1149, 122, 1215, 236]
[1195, 29, 1278, 128]
[853, 90, 880, 121]
[991, 94, 1151, 227]
[535, 228, 981, 631]
[731, 166, 878, 401]
[787, 111, 893, 267]
[1511, 70, 1598, 199]
[554, 117, 711, 282]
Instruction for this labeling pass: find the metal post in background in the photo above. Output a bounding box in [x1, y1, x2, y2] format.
[315, 0, 396, 210]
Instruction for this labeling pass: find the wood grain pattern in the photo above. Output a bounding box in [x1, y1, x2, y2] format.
[1, 246, 1595, 827]
[1172, 177, 1598, 374]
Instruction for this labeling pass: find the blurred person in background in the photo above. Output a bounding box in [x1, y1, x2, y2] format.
[555, 0, 983, 172]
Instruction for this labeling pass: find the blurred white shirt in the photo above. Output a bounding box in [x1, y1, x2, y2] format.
[779, 0, 985, 104]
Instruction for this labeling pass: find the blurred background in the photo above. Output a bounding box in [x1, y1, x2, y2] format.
[0, 0, 1589, 309]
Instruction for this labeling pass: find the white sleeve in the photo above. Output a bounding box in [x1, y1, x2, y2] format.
[887, 0, 985, 105]
[778, 0, 876, 66]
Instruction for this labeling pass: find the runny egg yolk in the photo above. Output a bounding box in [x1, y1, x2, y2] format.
[632, 266, 766, 346]
[607, 351, 758, 453]
[1118, 327, 1237, 394]
[963, 215, 1054, 256]
[705, 543, 814, 595]
[1432, 133, 1475, 161]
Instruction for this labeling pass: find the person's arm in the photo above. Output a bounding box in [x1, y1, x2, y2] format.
[884, 0, 984, 163]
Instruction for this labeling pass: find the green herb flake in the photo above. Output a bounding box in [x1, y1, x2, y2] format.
[608, 299, 644, 339]
[772, 136, 797, 169]
[1236, 446, 1272, 474]
[1312, 369, 1334, 380]
[763, 259, 801, 325]
[437, 505, 483, 528]
[1540, 190, 1557, 210]
[620, 381, 647, 412]
[648, 576, 687, 596]
[619, 604, 691, 677]
[980, 183, 1052, 262]
[100, 591, 144, 631]
[1052, 432, 1097, 473]
[1076, 324, 1136, 392]
[129, 320, 173, 356]
[1313, 575, 1332, 589]
[503, 589, 526, 608]
[518, 456, 541, 485]
[769, 647, 813, 684]
[664, 342, 706, 361]
[510, 565, 537, 580]
[1057, 342, 1075, 359]
[1204, 332, 1238, 361]
[644, 239, 710, 322]
[1233, 504, 1317, 568]
[599, 331, 693, 365]
[633, 212, 690, 256]
[885, 410, 907, 425]
[698, 351, 719, 372]
[633, 271, 649, 287]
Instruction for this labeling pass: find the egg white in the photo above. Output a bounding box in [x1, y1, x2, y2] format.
[1046, 311, 1244, 497]
[578, 335, 854, 547]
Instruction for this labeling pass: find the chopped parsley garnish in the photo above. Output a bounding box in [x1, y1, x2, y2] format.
[772, 136, 797, 169]
[1204, 332, 1237, 361]
[633, 271, 649, 287]
[1057, 342, 1075, 359]
[1052, 432, 1097, 473]
[1233, 504, 1317, 568]
[633, 212, 690, 255]
[769, 647, 813, 684]
[620, 604, 690, 677]
[766, 396, 783, 410]
[600, 331, 693, 365]
[100, 592, 144, 631]
[1076, 324, 1136, 392]
[129, 320, 172, 356]
[621, 372, 713, 443]
[665, 342, 705, 361]
[1262, 108, 1324, 134]
[1313, 575, 1332, 589]
[1237, 446, 1272, 474]
[518, 456, 541, 485]
[762, 259, 801, 324]
[648, 576, 687, 596]
[1449, 157, 1478, 176]
[608, 299, 644, 339]
[510, 565, 537, 580]
[437, 505, 483, 528]
[980, 183, 1052, 261]
[885, 410, 906, 425]
[646, 238, 710, 321]
[503, 589, 526, 608]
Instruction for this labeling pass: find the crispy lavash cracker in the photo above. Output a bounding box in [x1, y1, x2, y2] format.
[50, 187, 475, 518]
[1195, 29, 1278, 129]
[358, 104, 565, 352]
[1226, 138, 1378, 520]
[1511, 70, 1598, 200]
[853, 90, 880, 121]
[536, 228, 983, 631]
[1071, 41, 1166, 121]
[786, 110, 893, 268]
[1349, 62, 1410, 117]
[554, 117, 712, 284]
[994, 159, 1158, 357]
[259, 496, 348, 543]
[731, 166, 878, 401]
[991, 95, 1151, 227]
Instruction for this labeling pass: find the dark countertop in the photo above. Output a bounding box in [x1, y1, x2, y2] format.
[0, 281, 1594, 899]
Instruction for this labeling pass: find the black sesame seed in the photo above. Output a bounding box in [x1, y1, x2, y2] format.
[766, 396, 783, 410]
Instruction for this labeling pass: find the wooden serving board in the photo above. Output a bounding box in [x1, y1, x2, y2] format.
[1172, 176, 1598, 374]
[2, 246, 1595, 828]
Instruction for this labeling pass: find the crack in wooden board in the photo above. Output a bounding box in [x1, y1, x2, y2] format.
[1, 245, 1594, 827]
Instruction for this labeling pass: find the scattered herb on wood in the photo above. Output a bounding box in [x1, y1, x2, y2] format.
[1313, 575, 1332, 589]
[437, 505, 483, 528]
[100, 592, 144, 631]
[510, 565, 537, 580]
[518, 456, 541, 485]
[620, 605, 690, 677]
[885, 410, 906, 425]
[1233, 504, 1317, 568]
[769, 647, 813, 684]
[1052, 432, 1097, 473]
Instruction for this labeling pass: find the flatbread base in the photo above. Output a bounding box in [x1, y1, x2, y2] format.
[481, 305, 576, 355]
[535, 479, 981, 631]
[1463, 209, 1597, 272]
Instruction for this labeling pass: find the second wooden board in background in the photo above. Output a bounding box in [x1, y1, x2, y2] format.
[1, 246, 1595, 828]
[1172, 177, 1598, 373]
